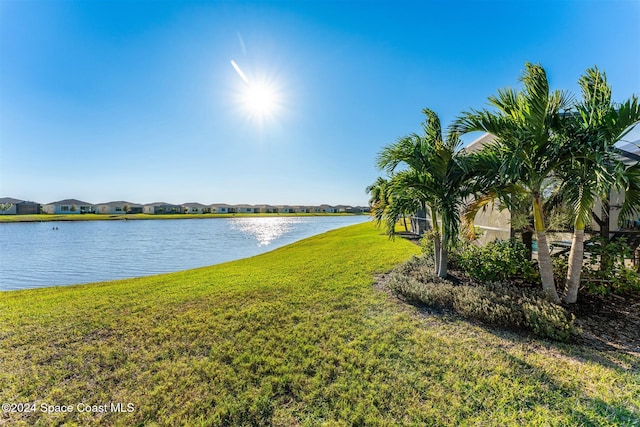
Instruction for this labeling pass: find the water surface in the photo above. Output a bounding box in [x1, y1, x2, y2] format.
[0, 216, 368, 291]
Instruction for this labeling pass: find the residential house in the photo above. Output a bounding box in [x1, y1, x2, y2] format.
[255, 204, 278, 213]
[210, 203, 236, 214]
[457, 130, 640, 244]
[182, 202, 211, 214]
[143, 202, 182, 214]
[95, 201, 142, 214]
[0, 197, 40, 215]
[334, 205, 354, 213]
[235, 204, 257, 213]
[293, 206, 309, 213]
[276, 205, 295, 213]
[42, 199, 94, 214]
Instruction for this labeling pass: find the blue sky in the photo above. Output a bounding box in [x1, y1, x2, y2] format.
[1, 0, 639, 206]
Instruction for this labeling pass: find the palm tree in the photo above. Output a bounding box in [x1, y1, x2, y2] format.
[558, 67, 640, 303]
[453, 62, 572, 303]
[377, 108, 469, 278]
[366, 176, 417, 232]
[366, 177, 391, 226]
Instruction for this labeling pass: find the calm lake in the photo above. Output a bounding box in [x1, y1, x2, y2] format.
[0, 216, 369, 291]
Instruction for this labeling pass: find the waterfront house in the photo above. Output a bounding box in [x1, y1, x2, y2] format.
[457, 131, 640, 244]
[255, 204, 278, 213]
[42, 199, 94, 214]
[236, 204, 257, 213]
[143, 202, 182, 214]
[334, 205, 354, 213]
[276, 205, 295, 213]
[96, 201, 142, 214]
[182, 202, 211, 214]
[293, 206, 309, 213]
[210, 203, 236, 214]
[0, 197, 41, 215]
[312, 204, 337, 213]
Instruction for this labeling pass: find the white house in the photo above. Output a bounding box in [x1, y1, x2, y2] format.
[210, 203, 235, 214]
[95, 201, 142, 214]
[235, 204, 257, 213]
[143, 202, 182, 214]
[42, 199, 94, 214]
[182, 202, 210, 214]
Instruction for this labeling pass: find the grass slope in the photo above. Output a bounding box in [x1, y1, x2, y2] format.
[1, 223, 638, 426]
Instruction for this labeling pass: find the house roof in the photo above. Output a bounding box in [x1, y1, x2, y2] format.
[462, 133, 497, 153]
[182, 202, 208, 208]
[144, 202, 181, 207]
[0, 197, 24, 204]
[210, 203, 233, 207]
[96, 201, 141, 207]
[46, 199, 93, 206]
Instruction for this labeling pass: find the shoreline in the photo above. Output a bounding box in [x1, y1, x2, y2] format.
[0, 212, 364, 223]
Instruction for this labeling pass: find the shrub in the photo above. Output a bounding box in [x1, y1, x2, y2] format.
[454, 239, 538, 284]
[581, 237, 640, 295]
[386, 256, 575, 341]
[554, 237, 640, 296]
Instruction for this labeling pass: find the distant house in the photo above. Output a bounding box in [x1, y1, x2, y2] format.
[276, 205, 295, 213]
[143, 202, 182, 214]
[235, 204, 257, 213]
[210, 203, 236, 214]
[255, 204, 278, 213]
[182, 202, 211, 214]
[0, 197, 40, 215]
[293, 206, 309, 213]
[95, 201, 142, 214]
[334, 205, 354, 213]
[42, 199, 93, 214]
[310, 204, 337, 213]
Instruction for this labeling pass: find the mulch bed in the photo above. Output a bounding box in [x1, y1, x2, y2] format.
[388, 232, 640, 354]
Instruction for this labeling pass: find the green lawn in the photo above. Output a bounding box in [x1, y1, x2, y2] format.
[1, 223, 637, 426]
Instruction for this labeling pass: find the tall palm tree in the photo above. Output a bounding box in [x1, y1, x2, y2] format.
[377, 108, 469, 278]
[558, 67, 640, 303]
[453, 62, 572, 303]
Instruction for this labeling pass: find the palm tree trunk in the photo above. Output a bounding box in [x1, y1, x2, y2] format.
[438, 232, 448, 278]
[564, 224, 585, 304]
[403, 216, 408, 231]
[533, 195, 560, 303]
[431, 208, 441, 276]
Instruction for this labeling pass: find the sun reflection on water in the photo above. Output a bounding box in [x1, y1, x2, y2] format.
[229, 217, 298, 246]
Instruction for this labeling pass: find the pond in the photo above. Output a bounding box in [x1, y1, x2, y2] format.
[0, 216, 369, 291]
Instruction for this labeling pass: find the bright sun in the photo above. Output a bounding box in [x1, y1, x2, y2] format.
[243, 83, 277, 115]
[231, 60, 283, 123]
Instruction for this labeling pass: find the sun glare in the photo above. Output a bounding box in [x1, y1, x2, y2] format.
[230, 59, 285, 124]
[244, 83, 277, 115]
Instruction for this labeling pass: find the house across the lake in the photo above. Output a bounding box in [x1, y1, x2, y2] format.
[210, 203, 235, 214]
[1, 198, 364, 217]
[96, 201, 143, 214]
[143, 202, 182, 214]
[42, 199, 94, 214]
[0, 198, 41, 215]
[182, 202, 211, 214]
